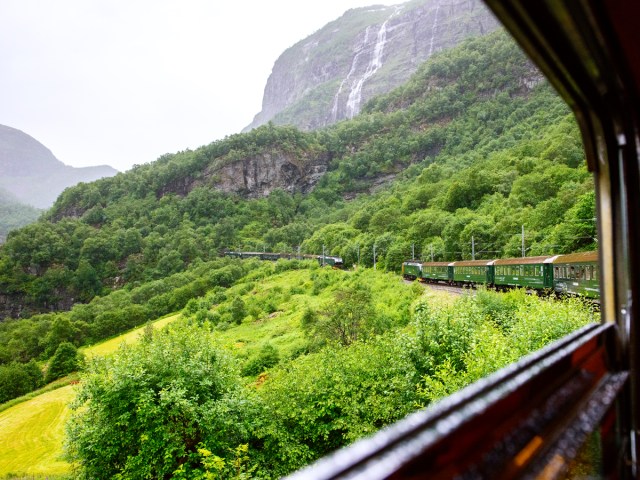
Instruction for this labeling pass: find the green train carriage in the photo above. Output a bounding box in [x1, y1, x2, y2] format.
[420, 262, 452, 283]
[550, 251, 599, 298]
[402, 261, 422, 280]
[492, 255, 554, 290]
[451, 259, 494, 286]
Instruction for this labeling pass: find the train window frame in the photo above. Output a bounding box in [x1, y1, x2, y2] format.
[286, 1, 639, 478]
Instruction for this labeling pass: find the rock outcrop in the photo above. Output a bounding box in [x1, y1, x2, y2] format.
[209, 151, 329, 198]
[245, 0, 499, 132]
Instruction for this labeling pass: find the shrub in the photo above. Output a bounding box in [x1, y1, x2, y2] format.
[241, 344, 280, 377]
[66, 324, 256, 479]
[44, 342, 80, 384]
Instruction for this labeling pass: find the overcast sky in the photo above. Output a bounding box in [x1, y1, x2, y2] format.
[0, 0, 398, 172]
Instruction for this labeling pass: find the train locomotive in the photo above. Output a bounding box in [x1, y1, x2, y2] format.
[403, 250, 599, 298]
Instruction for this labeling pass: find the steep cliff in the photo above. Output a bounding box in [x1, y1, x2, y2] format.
[0, 124, 118, 209]
[245, 0, 499, 132]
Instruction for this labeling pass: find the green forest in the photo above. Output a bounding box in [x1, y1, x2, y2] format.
[0, 29, 599, 478]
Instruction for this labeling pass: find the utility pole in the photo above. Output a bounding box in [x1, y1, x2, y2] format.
[373, 244, 377, 270]
[412, 243, 415, 260]
[522, 225, 525, 257]
[431, 244, 434, 262]
[297, 245, 301, 260]
[472, 236, 475, 260]
[357, 244, 360, 264]
[322, 244, 325, 266]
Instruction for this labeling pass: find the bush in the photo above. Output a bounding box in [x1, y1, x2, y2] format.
[241, 344, 280, 376]
[66, 323, 256, 479]
[44, 342, 79, 384]
[257, 336, 418, 476]
[0, 360, 43, 403]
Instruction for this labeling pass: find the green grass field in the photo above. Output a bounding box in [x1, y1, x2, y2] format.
[82, 313, 179, 358]
[0, 384, 75, 477]
[0, 313, 180, 477]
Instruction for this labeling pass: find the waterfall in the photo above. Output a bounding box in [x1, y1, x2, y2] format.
[428, 1, 442, 57]
[332, 7, 401, 121]
[331, 27, 372, 122]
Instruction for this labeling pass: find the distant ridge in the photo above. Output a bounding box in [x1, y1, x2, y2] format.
[0, 124, 118, 208]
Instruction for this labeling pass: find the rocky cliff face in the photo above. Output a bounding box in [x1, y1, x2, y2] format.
[209, 151, 329, 198]
[0, 124, 118, 208]
[245, 0, 499, 132]
[151, 148, 330, 201]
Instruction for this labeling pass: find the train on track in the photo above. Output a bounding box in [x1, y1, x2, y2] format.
[224, 249, 598, 299]
[223, 250, 344, 268]
[402, 251, 599, 298]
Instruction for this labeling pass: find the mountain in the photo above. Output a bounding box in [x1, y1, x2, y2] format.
[244, 0, 499, 132]
[0, 29, 592, 323]
[0, 186, 40, 243]
[0, 124, 118, 209]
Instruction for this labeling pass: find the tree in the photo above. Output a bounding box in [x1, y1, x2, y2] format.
[309, 282, 377, 346]
[230, 297, 246, 324]
[0, 360, 43, 403]
[45, 341, 79, 383]
[66, 324, 255, 479]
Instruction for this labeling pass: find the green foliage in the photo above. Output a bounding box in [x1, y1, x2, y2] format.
[66, 323, 256, 480]
[0, 28, 597, 420]
[230, 297, 247, 324]
[307, 282, 377, 346]
[0, 359, 43, 403]
[0, 29, 591, 322]
[55, 262, 599, 479]
[0, 258, 251, 407]
[412, 289, 597, 406]
[0, 189, 41, 243]
[44, 342, 80, 384]
[241, 343, 280, 377]
[256, 336, 418, 476]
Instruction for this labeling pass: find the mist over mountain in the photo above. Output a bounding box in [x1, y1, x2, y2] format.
[0, 124, 118, 209]
[245, 0, 498, 132]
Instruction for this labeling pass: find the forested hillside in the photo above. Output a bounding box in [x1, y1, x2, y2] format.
[0, 187, 40, 243]
[0, 30, 593, 324]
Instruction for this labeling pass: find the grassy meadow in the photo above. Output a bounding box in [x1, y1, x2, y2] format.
[0, 313, 180, 478]
[0, 385, 74, 478]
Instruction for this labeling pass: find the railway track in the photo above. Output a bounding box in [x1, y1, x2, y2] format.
[403, 280, 470, 296]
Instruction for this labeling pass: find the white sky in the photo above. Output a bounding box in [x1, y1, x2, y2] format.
[0, 0, 398, 172]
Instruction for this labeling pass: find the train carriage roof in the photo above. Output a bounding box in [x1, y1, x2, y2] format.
[420, 261, 450, 267]
[549, 251, 599, 264]
[493, 255, 554, 265]
[451, 259, 494, 267]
